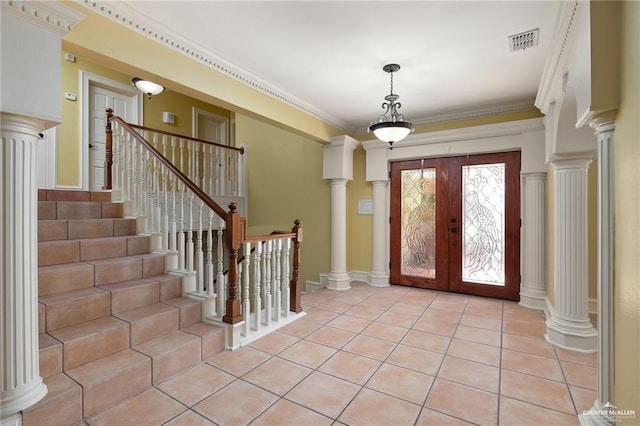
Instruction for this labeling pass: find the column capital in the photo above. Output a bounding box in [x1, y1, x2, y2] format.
[550, 157, 593, 170]
[588, 110, 616, 134]
[322, 135, 358, 181]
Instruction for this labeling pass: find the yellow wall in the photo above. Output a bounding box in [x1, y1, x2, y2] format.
[235, 114, 331, 287]
[614, 0, 640, 414]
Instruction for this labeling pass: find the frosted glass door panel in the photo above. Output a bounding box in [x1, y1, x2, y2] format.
[462, 163, 505, 285]
[401, 168, 436, 278]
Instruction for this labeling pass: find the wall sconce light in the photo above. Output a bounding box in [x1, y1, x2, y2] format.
[132, 77, 165, 98]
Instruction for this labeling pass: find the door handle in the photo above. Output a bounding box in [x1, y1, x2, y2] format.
[89, 144, 98, 150]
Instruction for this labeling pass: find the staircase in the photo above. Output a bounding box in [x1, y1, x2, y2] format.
[24, 189, 225, 425]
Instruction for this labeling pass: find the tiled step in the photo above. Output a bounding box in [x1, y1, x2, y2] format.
[67, 218, 137, 240]
[39, 334, 62, 379]
[21, 373, 82, 426]
[48, 316, 129, 370]
[164, 297, 202, 328]
[38, 262, 94, 297]
[88, 253, 165, 286]
[134, 330, 201, 384]
[39, 287, 111, 331]
[38, 240, 80, 267]
[39, 201, 124, 220]
[156, 274, 184, 301]
[66, 349, 151, 418]
[100, 278, 160, 314]
[115, 303, 179, 346]
[182, 322, 226, 360]
[38, 189, 111, 202]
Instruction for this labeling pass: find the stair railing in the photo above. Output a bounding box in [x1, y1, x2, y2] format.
[105, 109, 303, 347]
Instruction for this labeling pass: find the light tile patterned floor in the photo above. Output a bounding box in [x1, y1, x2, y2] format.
[97, 282, 597, 425]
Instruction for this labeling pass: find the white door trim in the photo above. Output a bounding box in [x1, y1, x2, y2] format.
[192, 107, 228, 144]
[80, 71, 142, 190]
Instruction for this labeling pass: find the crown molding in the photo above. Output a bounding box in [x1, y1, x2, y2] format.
[535, 0, 582, 113]
[74, 0, 350, 132]
[413, 100, 537, 126]
[2, 1, 85, 36]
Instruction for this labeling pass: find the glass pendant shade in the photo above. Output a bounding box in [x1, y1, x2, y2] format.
[132, 77, 165, 98]
[370, 121, 414, 143]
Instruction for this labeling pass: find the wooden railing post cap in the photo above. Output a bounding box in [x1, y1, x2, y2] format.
[229, 203, 237, 212]
[293, 219, 302, 242]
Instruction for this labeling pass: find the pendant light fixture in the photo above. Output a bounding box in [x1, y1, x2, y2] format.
[132, 77, 165, 99]
[368, 64, 415, 147]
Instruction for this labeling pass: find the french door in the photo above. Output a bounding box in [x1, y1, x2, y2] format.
[390, 152, 521, 300]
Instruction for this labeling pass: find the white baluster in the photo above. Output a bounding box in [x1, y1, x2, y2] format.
[196, 201, 204, 293]
[169, 176, 177, 252]
[187, 140, 193, 183]
[253, 242, 262, 332]
[216, 217, 225, 319]
[161, 167, 169, 250]
[177, 185, 186, 270]
[208, 145, 214, 196]
[263, 240, 272, 326]
[186, 192, 194, 271]
[273, 239, 282, 322]
[195, 143, 201, 187]
[242, 242, 251, 337]
[282, 238, 291, 317]
[206, 210, 214, 297]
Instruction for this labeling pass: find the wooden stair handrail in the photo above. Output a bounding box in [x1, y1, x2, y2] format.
[127, 123, 245, 153]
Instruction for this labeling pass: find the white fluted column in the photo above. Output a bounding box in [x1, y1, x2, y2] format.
[0, 114, 48, 421]
[546, 158, 597, 352]
[519, 172, 547, 309]
[327, 179, 351, 290]
[368, 180, 390, 286]
[580, 120, 616, 425]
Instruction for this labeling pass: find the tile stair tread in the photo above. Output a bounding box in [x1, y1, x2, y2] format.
[133, 330, 200, 356]
[39, 333, 62, 350]
[65, 348, 150, 384]
[115, 303, 178, 323]
[25, 373, 79, 407]
[39, 286, 109, 306]
[48, 316, 128, 343]
[98, 277, 160, 292]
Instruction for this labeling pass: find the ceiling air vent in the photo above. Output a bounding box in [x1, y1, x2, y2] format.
[508, 28, 539, 52]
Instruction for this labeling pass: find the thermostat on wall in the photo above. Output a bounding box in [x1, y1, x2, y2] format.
[162, 111, 175, 125]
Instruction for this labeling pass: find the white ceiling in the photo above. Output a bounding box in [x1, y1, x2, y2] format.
[108, 1, 561, 133]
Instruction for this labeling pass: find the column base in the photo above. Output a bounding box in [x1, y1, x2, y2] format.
[545, 314, 597, 352]
[0, 413, 22, 426]
[326, 273, 351, 291]
[519, 287, 547, 310]
[578, 400, 617, 425]
[368, 270, 390, 287]
[0, 378, 47, 421]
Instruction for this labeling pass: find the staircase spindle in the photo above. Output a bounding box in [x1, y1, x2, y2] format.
[253, 242, 262, 331]
[206, 210, 214, 297]
[177, 184, 186, 270]
[282, 238, 291, 317]
[242, 242, 251, 336]
[186, 192, 194, 271]
[263, 240, 272, 326]
[196, 201, 204, 293]
[161, 166, 169, 251]
[169, 175, 177, 252]
[273, 239, 282, 322]
[216, 218, 225, 319]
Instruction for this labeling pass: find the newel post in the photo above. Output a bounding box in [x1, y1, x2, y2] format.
[290, 219, 303, 313]
[104, 108, 113, 190]
[223, 203, 243, 324]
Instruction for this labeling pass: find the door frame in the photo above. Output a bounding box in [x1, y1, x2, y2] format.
[80, 71, 142, 190]
[361, 118, 546, 299]
[192, 107, 228, 145]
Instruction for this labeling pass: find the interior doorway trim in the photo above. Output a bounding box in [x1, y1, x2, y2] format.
[79, 71, 142, 190]
[362, 118, 545, 300]
[191, 107, 229, 145]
